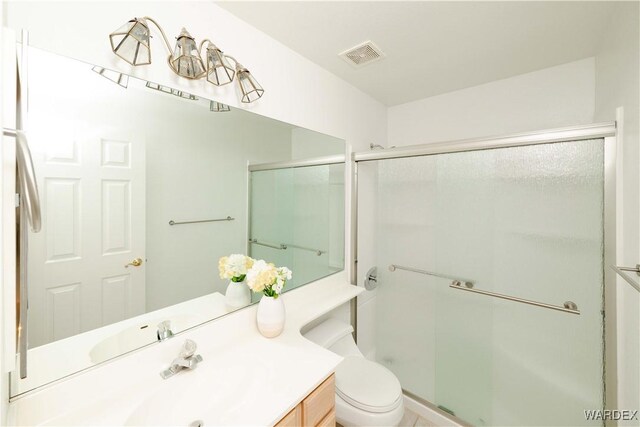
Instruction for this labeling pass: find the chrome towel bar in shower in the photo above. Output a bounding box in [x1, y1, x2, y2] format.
[388, 264, 474, 287]
[449, 281, 580, 315]
[168, 216, 234, 226]
[388, 263, 579, 315]
[611, 264, 640, 293]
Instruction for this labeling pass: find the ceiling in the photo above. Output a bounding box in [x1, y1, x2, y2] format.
[216, 1, 616, 106]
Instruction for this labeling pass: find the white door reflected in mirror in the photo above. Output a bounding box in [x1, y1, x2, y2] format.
[28, 125, 146, 348]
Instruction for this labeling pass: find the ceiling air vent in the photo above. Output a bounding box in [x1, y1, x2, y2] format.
[339, 41, 385, 67]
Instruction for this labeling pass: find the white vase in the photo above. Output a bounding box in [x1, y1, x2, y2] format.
[225, 280, 251, 309]
[256, 295, 285, 338]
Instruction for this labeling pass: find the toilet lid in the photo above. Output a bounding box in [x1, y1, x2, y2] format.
[335, 356, 403, 413]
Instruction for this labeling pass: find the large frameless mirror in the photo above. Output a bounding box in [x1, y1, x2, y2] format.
[12, 45, 345, 396]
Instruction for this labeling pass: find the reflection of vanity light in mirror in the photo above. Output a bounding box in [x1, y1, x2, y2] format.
[145, 81, 198, 100]
[91, 65, 129, 88]
[109, 17, 264, 103]
[210, 101, 231, 112]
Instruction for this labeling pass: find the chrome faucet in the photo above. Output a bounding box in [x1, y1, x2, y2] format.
[157, 320, 174, 341]
[160, 339, 203, 379]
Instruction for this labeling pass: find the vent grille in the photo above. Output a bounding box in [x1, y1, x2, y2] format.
[339, 41, 385, 67]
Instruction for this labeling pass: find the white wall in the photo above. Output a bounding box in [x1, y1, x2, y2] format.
[291, 127, 344, 159]
[593, 2, 640, 421]
[387, 58, 596, 147]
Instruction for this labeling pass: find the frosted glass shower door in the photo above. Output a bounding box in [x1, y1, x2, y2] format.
[366, 139, 604, 426]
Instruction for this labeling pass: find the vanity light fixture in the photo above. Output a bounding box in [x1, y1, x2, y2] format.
[210, 101, 231, 112]
[205, 42, 235, 86]
[170, 28, 206, 79]
[91, 66, 129, 88]
[109, 17, 264, 103]
[109, 18, 152, 66]
[235, 63, 264, 103]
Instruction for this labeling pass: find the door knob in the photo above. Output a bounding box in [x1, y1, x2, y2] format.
[125, 258, 143, 268]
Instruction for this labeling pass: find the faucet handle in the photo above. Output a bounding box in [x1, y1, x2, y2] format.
[158, 320, 171, 332]
[180, 339, 197, 359]
[157, 320, 174, 341]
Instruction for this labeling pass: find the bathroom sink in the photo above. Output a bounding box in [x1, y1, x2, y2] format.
[124, 356, 269, 426]
[89, 314, 205, 363]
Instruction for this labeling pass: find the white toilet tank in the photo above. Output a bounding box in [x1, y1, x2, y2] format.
[303, 318, 363, 358]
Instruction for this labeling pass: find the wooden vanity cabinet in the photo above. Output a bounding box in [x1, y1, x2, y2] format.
[276, 374, 335, 427]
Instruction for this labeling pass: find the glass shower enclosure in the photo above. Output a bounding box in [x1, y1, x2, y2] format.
[355, 126, 617, 426]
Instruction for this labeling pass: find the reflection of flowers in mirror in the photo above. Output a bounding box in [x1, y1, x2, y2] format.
[219, 254, 254, 282]
[246, 260, 292, 298]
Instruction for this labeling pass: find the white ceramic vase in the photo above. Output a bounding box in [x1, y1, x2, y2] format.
[256, 295, 285, 338]
[225, 280, 251, 309]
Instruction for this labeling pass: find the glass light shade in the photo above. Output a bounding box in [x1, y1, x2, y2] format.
[109, 18, 151, 66]
[210, 101, 231, 112]
[169, 28, 205, 79]
[91, 66, 129, 88]
[205, 44, 235, 86]
[236, 65, 264, 103]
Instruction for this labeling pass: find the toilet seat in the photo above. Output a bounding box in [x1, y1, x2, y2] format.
[335, 356, 403, 414]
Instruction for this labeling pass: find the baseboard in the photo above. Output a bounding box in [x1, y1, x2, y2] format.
[403, 392, 469, 427]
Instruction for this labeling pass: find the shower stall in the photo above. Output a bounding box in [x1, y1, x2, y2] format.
[353, 123, 617, 426]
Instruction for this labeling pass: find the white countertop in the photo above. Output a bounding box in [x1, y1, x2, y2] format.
[8, 274, 363, 426]
[12, 292, 230, 395]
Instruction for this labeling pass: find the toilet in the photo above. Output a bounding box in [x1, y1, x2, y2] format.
[303, 318, 404, 427]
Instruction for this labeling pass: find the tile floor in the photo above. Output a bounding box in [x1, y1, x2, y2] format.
[336, 407, 436, 427]
[399, 408, 437, 427]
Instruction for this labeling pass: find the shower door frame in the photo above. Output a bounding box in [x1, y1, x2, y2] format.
[350, 122, 618, 416]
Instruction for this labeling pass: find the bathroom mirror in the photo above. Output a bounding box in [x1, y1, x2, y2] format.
[12, 46, 345, 395]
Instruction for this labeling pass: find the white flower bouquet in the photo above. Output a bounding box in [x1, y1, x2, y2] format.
[219, 254, 254, 283]
[246, 259, 292, 298]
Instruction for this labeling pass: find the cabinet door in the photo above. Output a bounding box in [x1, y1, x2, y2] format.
[316, 409, 336, 427]
[302, 374, 335, 427]
[276, 405, 302, 427]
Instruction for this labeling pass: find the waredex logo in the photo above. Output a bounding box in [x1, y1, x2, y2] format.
[584, 410, 639, 421]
